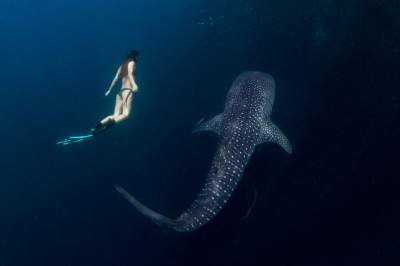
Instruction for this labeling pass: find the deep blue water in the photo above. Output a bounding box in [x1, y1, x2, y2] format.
[0, 0, 399, 265]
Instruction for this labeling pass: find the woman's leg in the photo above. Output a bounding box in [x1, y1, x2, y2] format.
[101, 94, 123, 124]
[113, 91, 133, 123]
[113, 93, 123, 116]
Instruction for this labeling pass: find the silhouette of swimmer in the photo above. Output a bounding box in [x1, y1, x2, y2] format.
[57, 50, 139, 146]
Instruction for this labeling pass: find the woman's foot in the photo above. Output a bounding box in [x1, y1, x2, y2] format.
[92, 121, 104, 135]
[92, 119, 116, 136]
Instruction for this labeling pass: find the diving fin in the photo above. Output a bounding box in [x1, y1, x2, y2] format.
[56, 134, 93, 146]
[56, 119, 116, 146]
[91, 119, 116, 136]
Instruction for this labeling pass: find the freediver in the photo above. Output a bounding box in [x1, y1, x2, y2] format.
[92, 49, 139, 135]
[57, 50, 139, 145]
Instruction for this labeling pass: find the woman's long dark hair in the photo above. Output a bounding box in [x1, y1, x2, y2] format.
[118, 50, 139, 79]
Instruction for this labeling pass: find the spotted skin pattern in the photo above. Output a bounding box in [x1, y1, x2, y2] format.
[116, 71, 292, 232]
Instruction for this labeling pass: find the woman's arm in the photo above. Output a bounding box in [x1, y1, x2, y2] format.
[105, 66, 121, 96]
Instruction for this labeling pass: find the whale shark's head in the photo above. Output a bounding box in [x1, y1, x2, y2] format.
[224, 71, 276, 118]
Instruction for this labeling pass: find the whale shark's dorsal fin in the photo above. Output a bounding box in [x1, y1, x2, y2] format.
[193, 113, 223, 136]
[259, 120, 293, 154]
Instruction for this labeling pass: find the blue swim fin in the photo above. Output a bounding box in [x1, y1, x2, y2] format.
[56, 134, 93, 146]
[56, 120, 116, 146]
[91, 119, 116, 136]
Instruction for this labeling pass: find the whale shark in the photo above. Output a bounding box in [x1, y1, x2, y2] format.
[115, 71, 292, 232]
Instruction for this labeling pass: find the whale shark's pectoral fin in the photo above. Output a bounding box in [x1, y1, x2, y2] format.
[260, 121, 293, 154]
[241, 188, 258, 220]
[193, 113, 223, 136]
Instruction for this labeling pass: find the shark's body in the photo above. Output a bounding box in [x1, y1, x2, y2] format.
[116, 71, 292, 232]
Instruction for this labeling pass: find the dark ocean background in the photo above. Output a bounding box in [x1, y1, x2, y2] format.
[0, 0, 399, 265]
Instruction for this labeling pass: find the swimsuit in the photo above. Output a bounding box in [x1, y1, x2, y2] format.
[119, 87, 135, 96]
[119, 87, 136, 105]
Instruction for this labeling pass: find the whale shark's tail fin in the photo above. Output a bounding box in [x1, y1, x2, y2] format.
[260, 121, 293, 154]
[115, 185, 180, 229]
